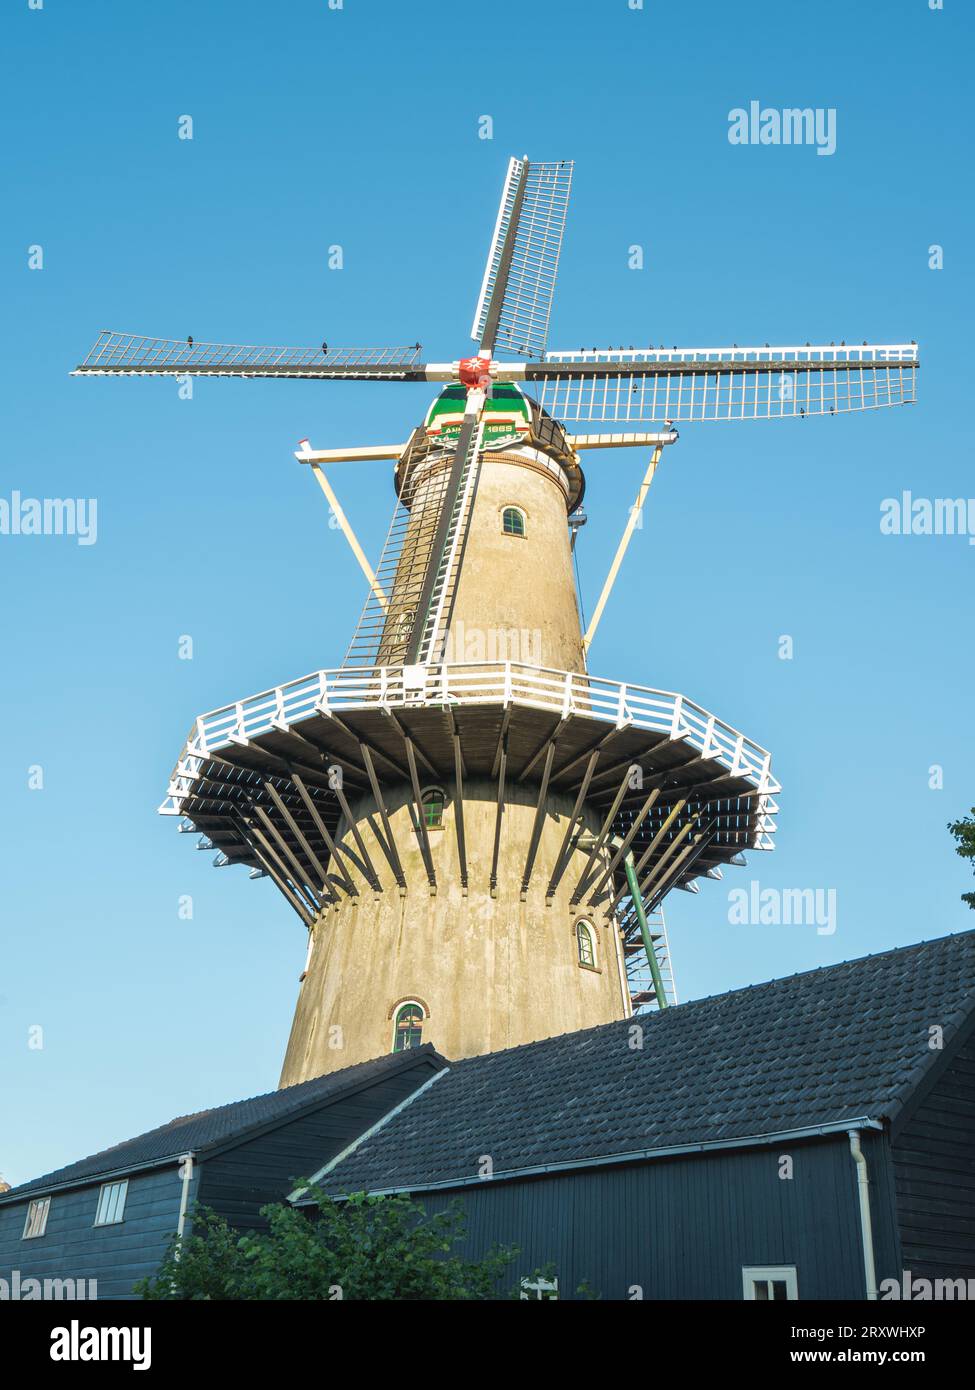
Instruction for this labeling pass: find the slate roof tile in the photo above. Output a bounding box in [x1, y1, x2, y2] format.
[316, 930, 975, 1195]
[2, 1046, 445, 1201]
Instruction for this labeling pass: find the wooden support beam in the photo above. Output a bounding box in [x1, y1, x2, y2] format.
[546, 748, 601, 900]
[359, 743, 407, 890]
[646, 826, 717, 911]
[609, 799, 688, 910]
[252, 805, 323, 910]
[489, 732, 508, 896]
[269, 725, 369, 790]
[309, 462, 388, 612]
[582, 443, 664, 655]
[331, 781, 383, 892]
[385, 711, 439, 778]
[549, 725, 627, 782]
[243, 835, 314, 927]
[324, 712, 411, 782]
[290, 774, 358, 898]
[404, 736, 437, 891]
[636, 814, 702, 900]
[240, 813, 319, 919]
[263, 781, 339, 904]
[516, 718, 566, 782]
[584, 787, 661, 904]
[208, 744, 337, 794]
[490, 708, 512, 780]
[568, 766, 634, 906]
[520, 739, 557, 898]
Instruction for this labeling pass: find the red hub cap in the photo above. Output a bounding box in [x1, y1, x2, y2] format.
[458, 355, 493, 391]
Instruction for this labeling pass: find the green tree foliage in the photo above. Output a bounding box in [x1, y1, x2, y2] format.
[137, 1187, 517, 1301]
[949, 807, 975, 909]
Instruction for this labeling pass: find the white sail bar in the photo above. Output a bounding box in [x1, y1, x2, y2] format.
[530, 342, 918, 424]
[73, 331, 424, 378]
[569, 430, 678, 450]
[543, 343, 918, 367]
[295, 442, 406, 464]
[471, 158, 574, 361]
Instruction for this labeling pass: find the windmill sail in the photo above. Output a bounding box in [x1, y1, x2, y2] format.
[527, 343, 918, 423]
[471, 158, 573, 360]
[73, 331, 425, 379]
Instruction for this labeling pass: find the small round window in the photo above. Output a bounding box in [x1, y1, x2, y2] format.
[502, 506, 526, 537]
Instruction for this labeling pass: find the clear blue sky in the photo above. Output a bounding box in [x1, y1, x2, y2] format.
[2, 0, 972, 1185]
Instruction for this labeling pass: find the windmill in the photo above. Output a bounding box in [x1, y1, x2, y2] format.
[76, 156, 917, 1080]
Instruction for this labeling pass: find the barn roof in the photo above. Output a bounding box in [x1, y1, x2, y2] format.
[305, 930, 975, 1198]
[0, 1046, 446, 1203]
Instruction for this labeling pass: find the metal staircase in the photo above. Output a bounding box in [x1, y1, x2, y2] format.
[624, 905, 678, 1012]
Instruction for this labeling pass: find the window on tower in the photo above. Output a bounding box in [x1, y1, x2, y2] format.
[392, 1002, 424, 1052]
[501, 506, 526, 537]
[576, 920, 597, 969]
[420, 786, 446, 829]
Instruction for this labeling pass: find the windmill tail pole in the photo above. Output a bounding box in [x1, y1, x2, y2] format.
[308, 462, 388, 612]
[582, 442, 666, 655]
[624, 850, 669, 1009]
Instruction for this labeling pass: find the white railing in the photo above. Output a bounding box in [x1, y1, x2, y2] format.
[170, 661, 779, 796]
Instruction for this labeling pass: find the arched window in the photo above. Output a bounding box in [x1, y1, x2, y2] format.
[392, 1002, 424, 1052]
[501, 506, 526, 538]
[421, 786, 445, 829]
[576, 920, 597, 969]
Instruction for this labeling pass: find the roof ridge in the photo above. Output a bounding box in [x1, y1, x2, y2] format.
[448, 927, 975, 1073]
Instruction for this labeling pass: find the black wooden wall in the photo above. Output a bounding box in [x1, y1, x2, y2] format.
[198, 1063, 443, 1230]
[0, 1164, 195, 1301]
[418, 1131, 901, 1300]
[891, 1028, 975, 1281]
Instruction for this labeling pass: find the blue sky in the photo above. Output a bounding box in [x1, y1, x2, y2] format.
[2, 0, 972, 1185]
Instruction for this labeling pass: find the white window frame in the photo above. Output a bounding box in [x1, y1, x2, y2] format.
[93, 1179, 128, 1227]
[742, 1265, 798, 1300]
[22, 1196, 50, 1239]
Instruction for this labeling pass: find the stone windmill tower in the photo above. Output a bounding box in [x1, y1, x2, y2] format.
[75, 157, 918, 1084]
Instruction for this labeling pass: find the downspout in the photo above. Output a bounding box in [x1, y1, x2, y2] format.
[175, 1152, 195, 1252]
[848, 1130, 878, 1300]
[624, 851, 668, 1009]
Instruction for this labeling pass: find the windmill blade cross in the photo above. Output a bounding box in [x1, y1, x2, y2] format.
[527, 342, 918, 423]
[471, 157, 573, 361]
[73, 331, 427, 379]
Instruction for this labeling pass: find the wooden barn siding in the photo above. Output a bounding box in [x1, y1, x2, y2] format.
[198, 1066, 442, 1231]
[891, 1031, 975, 1280]
[420, 1133, 901, 1300]
[0, 1165, 193, 1301]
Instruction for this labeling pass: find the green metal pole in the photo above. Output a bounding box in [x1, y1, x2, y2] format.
[624, 851, 669, 1009]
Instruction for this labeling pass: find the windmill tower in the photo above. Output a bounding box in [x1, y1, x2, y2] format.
[75, 157, 918, 1083]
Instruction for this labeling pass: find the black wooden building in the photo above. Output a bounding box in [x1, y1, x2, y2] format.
[0, 1049, 443, 1299]
[3, 930, 973, 1300]
[303, 929, 975, 1300]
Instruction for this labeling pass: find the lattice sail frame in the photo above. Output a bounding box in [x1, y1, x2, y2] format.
[471, 157, 574, 360]
[529, 343, 918, 423]
[73, 331, 423, 377]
